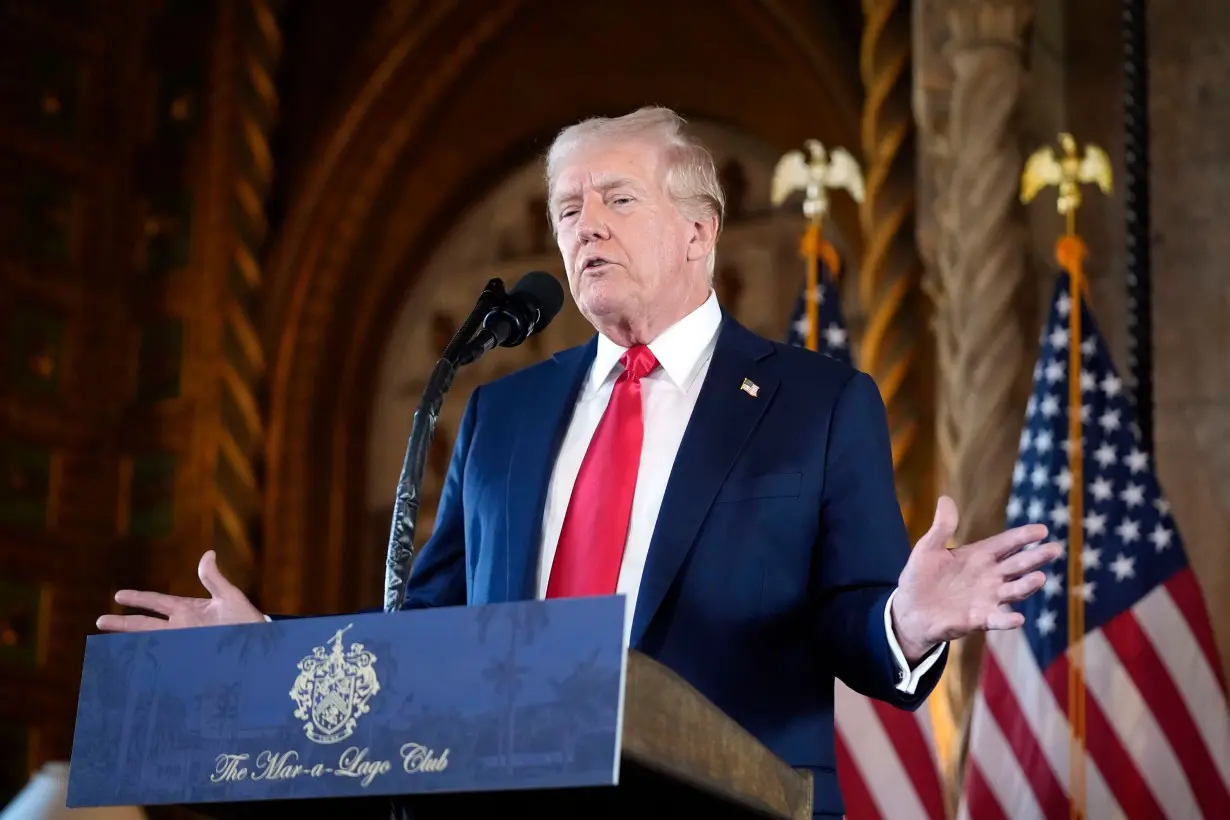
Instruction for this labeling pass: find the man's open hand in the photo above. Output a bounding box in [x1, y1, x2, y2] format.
[96, 550, 265, 632]
[891, 496, 1061, 662]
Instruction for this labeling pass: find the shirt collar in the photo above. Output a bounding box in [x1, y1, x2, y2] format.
[589, 289, 722, 393]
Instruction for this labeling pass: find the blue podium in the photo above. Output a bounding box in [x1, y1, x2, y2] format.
[66, 596, 812, 819]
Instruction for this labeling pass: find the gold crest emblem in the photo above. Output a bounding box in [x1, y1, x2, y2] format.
[289, 624, 380, 745]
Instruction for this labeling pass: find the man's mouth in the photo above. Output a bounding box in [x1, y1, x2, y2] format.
[582, 257, 612, 272]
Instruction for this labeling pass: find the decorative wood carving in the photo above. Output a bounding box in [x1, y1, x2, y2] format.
[0, 1, 283, 780]
[859, 0, 936, 545]
[0, 0, 196, 778]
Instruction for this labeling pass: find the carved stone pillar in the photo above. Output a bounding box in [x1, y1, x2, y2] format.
[917, 0, 1036, 794]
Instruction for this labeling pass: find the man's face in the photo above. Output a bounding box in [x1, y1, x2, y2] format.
[550, 138, 699, 330]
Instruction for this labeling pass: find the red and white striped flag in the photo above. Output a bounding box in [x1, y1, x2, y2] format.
[836, 682, 948, 818]
[784, 257, 949, 820]
[959, 272, 1230, 818]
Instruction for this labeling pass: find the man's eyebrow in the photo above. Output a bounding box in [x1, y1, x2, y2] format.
[552, 177, 641, 209]
[595, 176, 638, 192]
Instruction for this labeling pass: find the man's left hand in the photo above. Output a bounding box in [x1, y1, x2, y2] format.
[891, 496, 1062, 663]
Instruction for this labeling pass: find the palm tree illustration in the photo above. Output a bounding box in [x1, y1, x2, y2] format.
[138, 643, 169, 784]
[477, 603, 548, 772]
[115, 635, 160, 789]
[549, 649, 612, 765]
[202, 681, 242, 736]
[217, 618, 286, 661]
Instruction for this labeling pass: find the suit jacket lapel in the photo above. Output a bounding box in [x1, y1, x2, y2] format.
[630, 315, 778, 646]
[494, 338, 596, 604]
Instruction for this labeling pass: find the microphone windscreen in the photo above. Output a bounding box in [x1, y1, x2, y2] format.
[512, 271, 566, 332]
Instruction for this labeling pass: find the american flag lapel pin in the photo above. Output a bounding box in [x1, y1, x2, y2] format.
[740, 377, 760, 398]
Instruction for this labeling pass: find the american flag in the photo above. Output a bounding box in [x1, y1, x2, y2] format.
[959, 273, 1230, 818]
[785, 262, 948, 819]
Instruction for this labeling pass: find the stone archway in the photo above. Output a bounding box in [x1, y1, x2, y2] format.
[260, 0, 869, 614]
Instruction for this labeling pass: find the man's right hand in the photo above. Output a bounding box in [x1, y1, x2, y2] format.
[96, 550, 266, 632]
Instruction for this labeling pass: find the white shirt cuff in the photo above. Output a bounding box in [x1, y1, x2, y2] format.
[884, 588, 946, 695]
[264, 614, 272, 622]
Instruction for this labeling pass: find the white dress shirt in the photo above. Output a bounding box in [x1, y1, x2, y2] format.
[534, 290, 944, 693]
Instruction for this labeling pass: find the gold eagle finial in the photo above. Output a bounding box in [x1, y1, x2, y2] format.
[1021, 132, 1114, 223]
[772, 139, 865, 223]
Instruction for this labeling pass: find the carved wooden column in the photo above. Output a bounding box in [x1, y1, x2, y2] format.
[859, 0, 937, 544]
[131, 0, 279, 604]
[201, 0, 281, 602]
[920, 0, 1037, 793]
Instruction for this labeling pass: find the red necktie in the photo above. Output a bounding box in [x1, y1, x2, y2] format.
[546, 344, 658, 598]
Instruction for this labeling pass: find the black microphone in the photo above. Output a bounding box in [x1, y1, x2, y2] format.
[460, 271, 564, 363]
[484, 270, 565, 346]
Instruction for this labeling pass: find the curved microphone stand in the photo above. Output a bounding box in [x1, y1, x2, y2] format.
[382, 278, 506, 613]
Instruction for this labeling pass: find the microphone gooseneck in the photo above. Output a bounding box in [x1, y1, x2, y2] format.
[382, 272, 565, 613]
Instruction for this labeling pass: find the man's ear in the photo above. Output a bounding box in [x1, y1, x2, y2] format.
[685, 214, 720, 263]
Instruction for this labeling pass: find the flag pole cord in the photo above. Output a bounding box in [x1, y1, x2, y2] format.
[799, 219, 842, 353]
[1057, 223, 1088, 820]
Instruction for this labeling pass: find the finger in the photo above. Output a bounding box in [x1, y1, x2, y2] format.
[113, 589, 188, 616]
[998, 570, 1048, 603]
[918, 495, 960, 551]
[198, 550, 239, 600]
[96, 613, 174, 632]
[998, 541, 1063, 578]
[980, 522, 1050, 559]
[985, 607, 1026, 631]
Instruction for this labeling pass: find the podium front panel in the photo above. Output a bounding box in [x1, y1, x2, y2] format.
[67, 597, 628, 808]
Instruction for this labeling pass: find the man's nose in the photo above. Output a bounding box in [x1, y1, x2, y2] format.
[576, 201, 609, 241]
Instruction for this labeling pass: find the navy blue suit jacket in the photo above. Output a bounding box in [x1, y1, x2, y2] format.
[403, 312, 947, 816]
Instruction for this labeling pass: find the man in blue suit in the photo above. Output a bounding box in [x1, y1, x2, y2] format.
[99, 107, 1059, 817]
